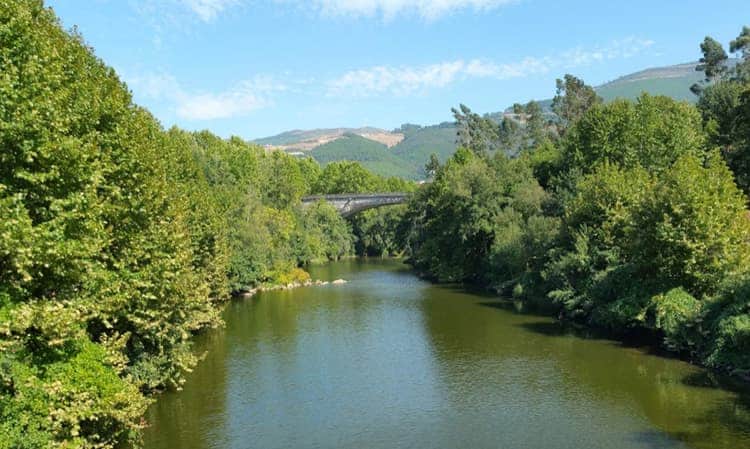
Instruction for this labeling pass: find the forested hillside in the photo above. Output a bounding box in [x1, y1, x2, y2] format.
[258, 62, 711, 179]
[311, 133, 414, 179]
[0, 2, 410, 448]
[400, 27, 750, 378]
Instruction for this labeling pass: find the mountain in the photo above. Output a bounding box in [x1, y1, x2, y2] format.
[502, 62, 706, 114]
[255, 61, 707, 179]
[391, 123, 458, 169]
[312, 133, 415, 179]
[256, 127, 404, 152]
[596, 62, 704, 102]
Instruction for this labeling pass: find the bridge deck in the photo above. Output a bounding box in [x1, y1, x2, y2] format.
[301, 193, 410, 217]
[301, 193, 409, 202]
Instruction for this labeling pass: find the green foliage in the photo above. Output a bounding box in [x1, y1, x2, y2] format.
[312, 134, 415, 180]
[697, 81, 745, 147]
[403, 148, 553, 288]
[629, 152, 750, 296]
[391, 123, 458, 174]
[296, 202, 353, 263]
[704, 277, 750, 375]
[1, 340, 149, 449]
[698, 82, 750, 195]
[648, 288, 702, 352]
[312, 160, 413, 195]
[697, 37, 729, 81]
[730, 26, 750, 80]
[563, 94, 706, 174]
[694, 27, 750, 195]
[349, 206, 408, 257]
[552, 74, 602, 132]
[453, 103, 553, 157]
[0, 2, 360, 447]
[402, 76, 750, 378]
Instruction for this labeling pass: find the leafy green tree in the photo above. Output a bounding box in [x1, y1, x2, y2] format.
[697, 81, 745, 147]
[551, 74, 602, 133]
[629, 152, 750, 296]
[295, 202, 353, 262]
[523, 100, 547, 145]
[452, 104, 500, 155]
[260, 150, 307, 208]
[693, 28, 750, 195]
[313, 161, 380, 194]
[730, 26, 750, 80]
[691, 36, 732, 95]
[424, 153, 441, 179]
[562, 94, 706, 174]
[0, 3, 360, 447]
[694, 36, 729, 93]
[497, 115, 524, 152]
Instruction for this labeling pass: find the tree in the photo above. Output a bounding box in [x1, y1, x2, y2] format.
[520, 101, 548, 148]
[424, 153, 441, 179]
[629, 152, 750, 296]
[698, 37, 729, 80]
[313, 161, 380, 194]
[497, 115, 524, 153]
[0, 3, 362, 447]
[452, 104, 499, 155]
[723, 87, 750, 194]
[562, 94, 706, 175]
[730, 26, 750, 81]
[694, 27, 750, 195]
[730, 26, 750, 57]
[551, 74, 602, 133]
[692, 37, 729, 95]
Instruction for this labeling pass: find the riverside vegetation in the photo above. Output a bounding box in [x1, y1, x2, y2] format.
[3, 1, 750, 448]
[400, 27, 750, 381]
[0, 2, 410, 448]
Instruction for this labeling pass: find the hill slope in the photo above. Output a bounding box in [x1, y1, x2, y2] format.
[311, 133, 415, 179]
[257, 61, 708, 179]
[596, 62, 704, 102]
[392, 123, 458, 168]
[256, 127, 403, 151]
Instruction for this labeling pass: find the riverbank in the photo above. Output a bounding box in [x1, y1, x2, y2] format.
[143, 259, 750, 449]
[234, 278, 349, 299]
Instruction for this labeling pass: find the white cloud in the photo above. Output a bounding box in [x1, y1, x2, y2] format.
[182, 0, 239, 22]
[559, 37, 655, 68]
[133, 0, 516, 24]
[126, 73, 285, 120]
[291, 0, 518, 20]
[330, 61, 465, 97]
[328, 37, 655, 97]
[131, 0, 242, 23]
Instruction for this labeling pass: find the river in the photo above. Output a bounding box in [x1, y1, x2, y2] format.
[143, 259, 750, 449]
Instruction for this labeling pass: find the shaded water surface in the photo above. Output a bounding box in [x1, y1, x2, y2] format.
[144, 259, 750, 449]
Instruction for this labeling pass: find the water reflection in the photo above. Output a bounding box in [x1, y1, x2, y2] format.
[143, 259, 750, 449]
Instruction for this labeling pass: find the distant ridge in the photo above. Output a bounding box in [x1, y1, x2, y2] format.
[505, 61, 706, 113]
[255, 127, 404, 152]
[254, 61, 709, 179]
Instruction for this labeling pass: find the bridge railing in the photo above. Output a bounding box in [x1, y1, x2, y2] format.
[301, 193, 410, 202]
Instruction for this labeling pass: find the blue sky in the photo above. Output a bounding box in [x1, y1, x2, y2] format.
[48, 0, 749, 139]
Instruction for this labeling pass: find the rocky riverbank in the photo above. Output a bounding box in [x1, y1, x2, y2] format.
[236, 278, 348, 298]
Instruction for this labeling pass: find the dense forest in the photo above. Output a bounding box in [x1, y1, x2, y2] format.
[400, 27, 750, 379]
[0, 2, 410, 448]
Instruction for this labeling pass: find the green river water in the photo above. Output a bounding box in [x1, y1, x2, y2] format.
[143, 259, 750, 449]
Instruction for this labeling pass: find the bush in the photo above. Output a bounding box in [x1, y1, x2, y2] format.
[648, 288, 703, 352]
